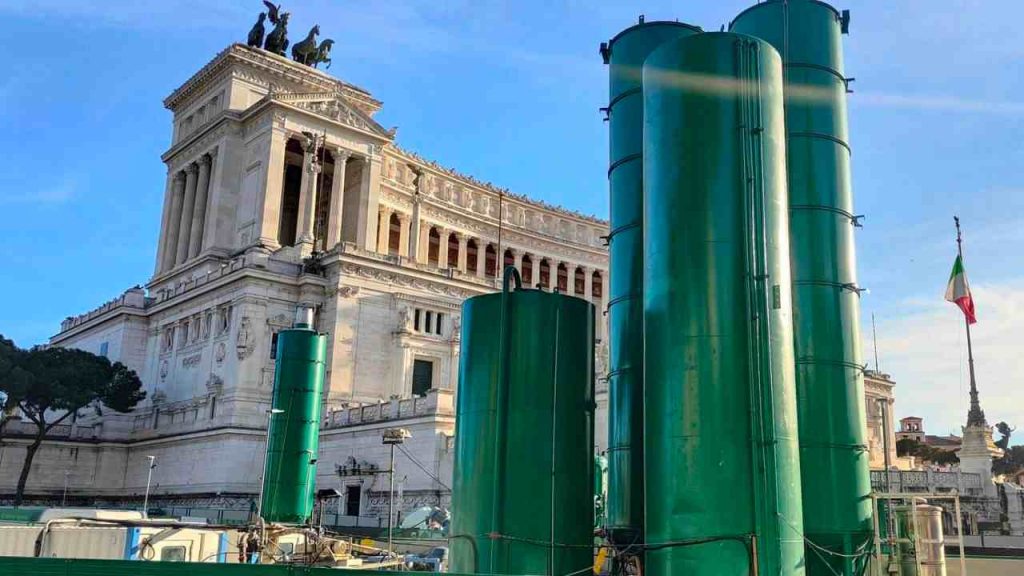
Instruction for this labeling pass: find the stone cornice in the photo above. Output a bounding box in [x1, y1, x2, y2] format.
[164, 44, 380, 116]
[384, 145, 607, 227]
[324, 244, 498, 300]
[380, 184, 607, 266]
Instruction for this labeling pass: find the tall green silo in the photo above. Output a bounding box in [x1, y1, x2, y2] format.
[601, 17, 701, 551]
[731, 3, 873, 574]
[260, 307, 327, 524]
[643, 32, 805, 576]
[450, 269, 595, 576]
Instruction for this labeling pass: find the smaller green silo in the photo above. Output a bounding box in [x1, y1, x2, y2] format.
[260, 307, 327, 524]
[450, 268, 595, 576]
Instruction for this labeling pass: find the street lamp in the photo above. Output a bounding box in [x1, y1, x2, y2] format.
[256, 408, 285, 522]
[382, 427, 412, 557]
[142, 456, 157, 518]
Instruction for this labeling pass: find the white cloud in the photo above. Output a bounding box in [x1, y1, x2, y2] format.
[870, 280, 1024, 439]
[0, 180, 75, 205]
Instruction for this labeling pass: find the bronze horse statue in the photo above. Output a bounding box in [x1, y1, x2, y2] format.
[247, 12, 266, 47]
[311, 39, 334, 69]
[291, 25, 320, 65]
[262, 1, 290, 55]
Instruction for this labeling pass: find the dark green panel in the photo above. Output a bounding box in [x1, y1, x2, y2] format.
[731, 2, 873, 574]
[261, 326, 327, 524]
[450, 272, 595, 575]
[603, 18, 701, 548]
[642, 32, 805, 576]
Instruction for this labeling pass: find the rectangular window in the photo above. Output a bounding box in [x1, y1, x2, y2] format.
[412, 359, 434, 396]
[414, 309, 421, 332]
[345, 485, 361, 516]
[179, 321, 189, 346]
[435, 313, 444, 335]
[270, 332, 279, 359]
[160, 546, 187, 562]
[99, 342, 109, 358]
[425, 311, 433, 334]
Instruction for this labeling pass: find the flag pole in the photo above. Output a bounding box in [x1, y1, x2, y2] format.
[955, 216, 986, 426]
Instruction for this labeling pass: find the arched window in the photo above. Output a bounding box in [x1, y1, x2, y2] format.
[503, 249, 514, 275]
[467, 239, 479, 274]
[539, 259, 551, 287]
[557, 262, 569, 292]
[574, 267, 585, 295]
[485, 244, 497, 277]
[592, 270, 603, 299]
[447, 234, 460, 268]
[388, 213, 401, 255]
[427, 227, 440, 266]
[522, 254, 533, 284]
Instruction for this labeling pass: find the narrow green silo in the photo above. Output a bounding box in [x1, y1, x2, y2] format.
[450, 269, 595, 576]
[260, 309, 327, 524]
[731, 3, 873, 574]
[643, 32, 805, 576]
[601, 17, 701, 551]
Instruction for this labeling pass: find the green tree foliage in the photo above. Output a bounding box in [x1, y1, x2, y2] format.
[0, 336, 145, 504]
[895, 437, 959, 466]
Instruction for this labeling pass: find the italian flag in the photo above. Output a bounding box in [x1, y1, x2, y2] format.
[945, 255, 977, 324]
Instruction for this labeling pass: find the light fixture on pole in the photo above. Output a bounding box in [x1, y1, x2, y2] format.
[382, 427, 411, 557]
[142, 456, 157, 518]
[256, 408, 285, 521]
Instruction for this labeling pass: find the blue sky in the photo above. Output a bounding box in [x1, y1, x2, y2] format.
[1, 1, 1022, 439]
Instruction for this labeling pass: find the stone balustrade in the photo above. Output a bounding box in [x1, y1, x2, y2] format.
[871, 468, 984, 495]
[60, 287, 148, 332]
[325, 388, 454, 429]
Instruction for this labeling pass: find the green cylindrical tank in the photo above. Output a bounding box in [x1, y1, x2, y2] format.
[730, 3, 873, 574]
[260, 310, 327, 524]
[643, 32, 805, 576]
[450, 269, 595, 575]
[602, 17, 701, 549]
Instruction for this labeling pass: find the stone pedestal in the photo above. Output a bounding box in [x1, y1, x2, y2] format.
[956, 422, 1004, 499]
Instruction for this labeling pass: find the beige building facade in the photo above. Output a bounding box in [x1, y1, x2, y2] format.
[0, 44, 609, 519]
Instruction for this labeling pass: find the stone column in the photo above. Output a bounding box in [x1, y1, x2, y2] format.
[397, 214, 411, 258]
[359, 154, 383, 252]
[162, 172, 186, 272]
[256, 128, 288, 249]
[438, 228, 451, 269]
[547, 259, 559, 290]
[417, 222, 431, 263]
[456, 234, 468, 272]
[187, 154, 213, 259]
[327, 148, 351, 250]
[475, 242, 486, 277]
[296, 136, 320, 248]
[408, 197, 422, 262]
[175, 163, 199, 265]
[200, 146, 220, 252]
[376, 206, 393, 254]
[512, 249, 523, 274]
[583, 266, 593, 300]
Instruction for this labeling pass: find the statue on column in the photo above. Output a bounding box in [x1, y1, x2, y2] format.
[247, 12, 266, 47]
[262, 1, 290, 56]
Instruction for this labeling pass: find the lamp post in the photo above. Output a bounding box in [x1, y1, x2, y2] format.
[142, 456, 157, 518]
[256, 408, 285, 521]
[382, 427, 412, 557]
